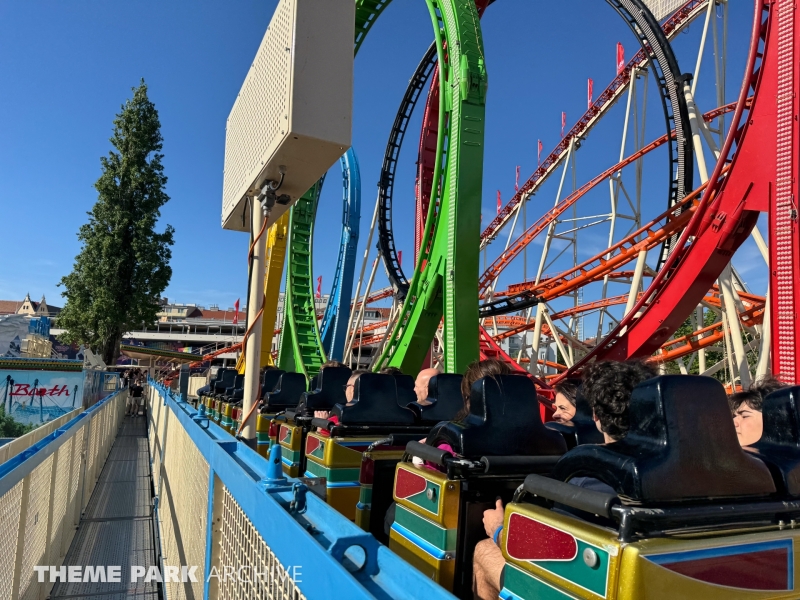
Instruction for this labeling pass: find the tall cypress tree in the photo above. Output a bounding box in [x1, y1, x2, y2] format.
[59, 80, 174, 365]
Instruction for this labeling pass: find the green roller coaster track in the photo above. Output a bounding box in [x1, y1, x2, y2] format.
[278, 182, 326, 377]
[279, 0, 486, 378]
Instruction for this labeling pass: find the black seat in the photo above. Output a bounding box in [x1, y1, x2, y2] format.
[553, 375, 776, 503]
[749, 385, 800, 495]
[394, 374, 416, 407]
[331, 373, 416, 426]
[296, 366, 351, 415]
[260, 369, 284, 398]
[212, 369, 237, 398]
[428, 374, 566, 457]
[197, 368, 225, 398]
[407, 374, 464, 425]
[545, 387, 605, 449]
[224, 374, 245, 400]
[260, 372, 307, 413]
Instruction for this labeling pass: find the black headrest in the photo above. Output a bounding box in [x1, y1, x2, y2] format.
[331, 373, 416, 426]
[554, 375, 776, 503]
[407, 374, 464, 425]
[261, 372, 307, 413]
[213, 370, 236, 392]
[394, 374, 416, 407]
[749, 385, 800, 495]
[298, 366, 352, 413]
[428, 375, 566, 458]
[545, 386, 605, 447]
[261, 369, 284, 395]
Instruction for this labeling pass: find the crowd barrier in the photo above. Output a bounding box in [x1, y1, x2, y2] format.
[0, 387, 126, 600]
[147, 380, 454, 600]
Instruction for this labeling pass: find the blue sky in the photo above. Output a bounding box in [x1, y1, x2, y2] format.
[0, 1, 763, 326]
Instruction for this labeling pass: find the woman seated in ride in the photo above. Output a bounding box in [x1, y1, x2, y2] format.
[411, 358, 512, 469]
[552, 381, 578, 425]
[730, 377, 787, 447]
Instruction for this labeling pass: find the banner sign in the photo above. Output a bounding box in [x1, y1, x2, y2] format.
[0, 369, 84, 426]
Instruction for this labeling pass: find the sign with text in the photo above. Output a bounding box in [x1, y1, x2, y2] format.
[0, 369, 83, 425]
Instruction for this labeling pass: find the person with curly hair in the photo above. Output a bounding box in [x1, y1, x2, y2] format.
[581, 359, 658, 442]
[730, 376, 787, 447]
[552, 380, 579, 424]
[473, 359, 657, 600]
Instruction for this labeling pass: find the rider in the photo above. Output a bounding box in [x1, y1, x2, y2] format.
[552, 381, 578, 424]
[413, 367, 442, 405]
[730, 376, 787, 447]
[473, 360, 657, 600]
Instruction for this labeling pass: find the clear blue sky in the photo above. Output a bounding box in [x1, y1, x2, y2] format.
[0, 1, 762, 322]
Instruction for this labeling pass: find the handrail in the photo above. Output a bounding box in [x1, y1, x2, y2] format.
[148, 379, 455, 600]
[0, 388, 122, 495]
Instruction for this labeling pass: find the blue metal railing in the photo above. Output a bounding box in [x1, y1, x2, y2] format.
[148, 379, 454, 600]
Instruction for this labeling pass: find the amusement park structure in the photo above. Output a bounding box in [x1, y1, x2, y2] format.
[237, 0, 796, 400]
[5, 3, 800, 600]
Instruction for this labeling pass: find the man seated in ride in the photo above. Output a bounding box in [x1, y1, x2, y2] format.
[552, 381, 578, 425]
[472, 360, 656, 600]
[730, 377, 787, 447]
[413, 366, 442, 406]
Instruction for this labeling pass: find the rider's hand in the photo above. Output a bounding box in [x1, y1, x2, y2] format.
[314, 410, 330, 419]
[483, 498, 505, 538]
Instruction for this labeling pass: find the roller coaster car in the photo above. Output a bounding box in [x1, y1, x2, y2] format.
[391, 375, 566, 597]
[219, 374, 245, 431]
[500, 375, 800, 600]
[545, 387, 605, 450]
[307, 373, 429, 522]
[206, 368, 237, 422]
[275, 366, 351, 476]
[197, 368, 229, 417]
[358, 374, 465, 542]
[252, 369, 286, 456]
[255, 371, 307, 464]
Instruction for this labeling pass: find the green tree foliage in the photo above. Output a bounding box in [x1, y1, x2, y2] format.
[0, 406, 33, 438]
[662, 310, 725, 381]
[58, 81, 174, 365]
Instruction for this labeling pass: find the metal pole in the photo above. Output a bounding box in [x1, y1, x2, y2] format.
[241, 198, 267, 442]
[720, 265, 751, 388]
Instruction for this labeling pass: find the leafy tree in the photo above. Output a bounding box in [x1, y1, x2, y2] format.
[0, 406, 33, 438]
[58, 81, 174, 365]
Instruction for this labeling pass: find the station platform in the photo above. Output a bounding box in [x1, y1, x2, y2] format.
[51, 415, 159, 600]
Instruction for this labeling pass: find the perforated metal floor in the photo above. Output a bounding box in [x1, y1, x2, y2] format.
[51, 417, 161, 599]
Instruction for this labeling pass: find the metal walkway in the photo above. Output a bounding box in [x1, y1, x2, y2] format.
[50, 416, 160, 600]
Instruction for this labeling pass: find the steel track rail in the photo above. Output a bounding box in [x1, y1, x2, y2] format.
[320, 149, 361, 361]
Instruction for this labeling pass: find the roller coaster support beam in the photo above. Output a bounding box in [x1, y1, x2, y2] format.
[375, 0, 487, 374]
[593, 0, 800, 385]
[242, 196, 268, 442]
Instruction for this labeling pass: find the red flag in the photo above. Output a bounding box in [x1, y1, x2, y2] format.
[538, 140, 543, 166]
[398, 250, 402, 267]
[561, 112, 566, 138]
[316, 276, 322, 299]
[616, 42, 625, 75]
[515, 166, 520, 193]
[588, 78, 594, 109]
[496, 190, 502, 215]
[233, 299, 239, 324]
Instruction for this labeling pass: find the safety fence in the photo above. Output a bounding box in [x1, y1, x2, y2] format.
[0, 385, 126, 600]
[148, 380, 453, 600]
